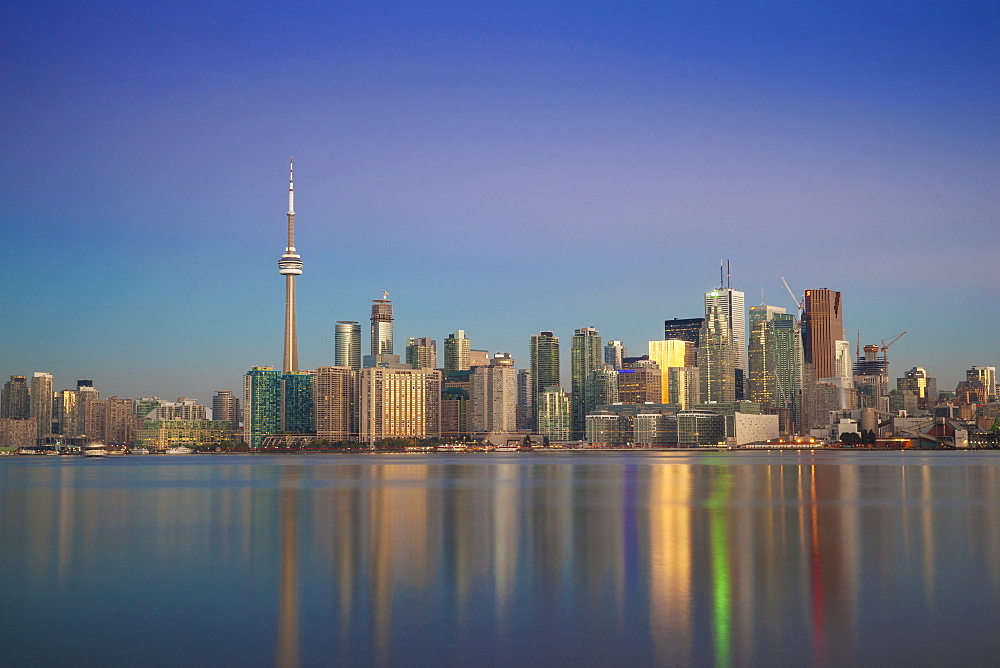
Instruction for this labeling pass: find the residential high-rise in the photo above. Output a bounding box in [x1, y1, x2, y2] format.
[698, 301, 736, 403]
[370, 295, 394, 356]
[314, 367, 355, 442]
[516, 369, 533, 431]
[244, 366, 282, 449]
[443, 330, 471, 372]
[530, 331, 560, 429]
[1, 375, 29, 419]
[357, 367, 441, 445]
[801, 288, 844, 380]
[604, 340, 626, 370]
[469, 353, 517, 433]
[281, 371, 315, 434]
[104, 397, 136, 445]
[405, 337, 438, 370]
[537, 386, 571, 442]
[469, 349, 490, 368]
[29, 372, 54, 442]
[335, 321, 362, 370]
[617, 364, 662, 405]
[212, 390, 240, 429]
[571, 326, 602, 439]
[76, 381, 100, 440]
[648, 340, 689, 403]
[663, 318, 704, 367]
[278, 160, 303, 374]
[56, 390, 79, 437]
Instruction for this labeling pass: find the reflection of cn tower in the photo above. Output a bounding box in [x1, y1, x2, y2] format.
[279, 159, 303, 373]
[276, 488, 300, 668]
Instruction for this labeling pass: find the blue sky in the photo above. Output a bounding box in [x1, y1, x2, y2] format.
[1, 1, 997, 402]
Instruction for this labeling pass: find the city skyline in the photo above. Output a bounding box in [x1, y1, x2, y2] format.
[2, 2, 998, 403]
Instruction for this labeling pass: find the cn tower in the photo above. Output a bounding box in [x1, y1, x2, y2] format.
[278, 159, 303, 373]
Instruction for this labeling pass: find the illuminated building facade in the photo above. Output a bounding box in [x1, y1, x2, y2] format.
[444, 330, 471, 372]
[314, 366, 355, 442]
[357, 367, 441, 444]
[244, 366, 282, 448]
[648, 339, 688, 403]
[537, 386, 571, 442]
[335, 321, 362, 370]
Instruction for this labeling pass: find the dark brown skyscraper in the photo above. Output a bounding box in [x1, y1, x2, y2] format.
[802, 289, 844, 379]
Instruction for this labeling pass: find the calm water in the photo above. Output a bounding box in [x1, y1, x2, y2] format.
[3, 451, 1000, 666]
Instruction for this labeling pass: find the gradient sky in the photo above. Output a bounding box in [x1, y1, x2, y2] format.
[2, 1, 998, 404]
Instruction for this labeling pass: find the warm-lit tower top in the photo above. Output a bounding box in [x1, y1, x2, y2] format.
[278, 159, 302, 276]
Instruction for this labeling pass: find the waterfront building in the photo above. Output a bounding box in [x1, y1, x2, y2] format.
[313, 367, 355, 442]
[802, 288, 844, 380]
[281, 371, 315, 434]
[663, 318, 703, 367]
[677, 411, 727, 447]
[137, 420, 233, 451]
[668, 367, 700, 410]
[212, 390, 240, 429]
[516, 369, 533, 431]
[469, 353, 517, 433]
[335, 321, 362, 370]
[29, 372, 53, 442]
[243, 366, 282, 449]
[586, 412, 622, 447]
[278, 160, 303, 374]
[357, 367, 441, 445]
[698, 301, 736, 403]
[530, 331, 560, 428]
[444, 330, 471, 372]
[76, 382, 101, 440]
[604, 340, 627, 370]
[0, 418, 37, 448]
[370, 296, 394, 356]
[571, 326, 603, 439]
[1, 375, 29, 419]
[104, 397, 137, 445]
[406, 337, 438, 370]
[633, 412, 679, 448]
[648, 339, 688, 403]
[440, 388, 468, 439]
[537, 386, 571, 442]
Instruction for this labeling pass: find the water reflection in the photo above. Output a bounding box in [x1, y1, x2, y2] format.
[3, 453, 1000, 665]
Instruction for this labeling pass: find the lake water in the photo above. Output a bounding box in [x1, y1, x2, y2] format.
[3, 451, 1000, 666]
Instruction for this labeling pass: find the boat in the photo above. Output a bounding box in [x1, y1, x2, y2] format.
[130, 447, 151, 455]
[435, 444, 468, 452]
[84, 444, 108, 457]
[164, 446, 194, 455]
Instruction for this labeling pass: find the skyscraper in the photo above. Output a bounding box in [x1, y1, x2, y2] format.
[705, 286, 746, 396]
[801, 288, 844, 380]
[1, 375, 29, 419]
[604, 340, 626, 370]
[243, 366, 282, 449]
[530, 331, 560, 429]
[370, 295, 394, 356]
[537, 386, 571, 442]
[335, 321, 362, 370]
[967, 367, 997, 402]
[698, 301, 736, 403]
[29, 372, 54, 442]
[406, 337, 438, 370]
[648, 340, 688, 403]
[278, 160, 303, 374]
[516, 369, 533, 431]
[571, 326, 602, 439]
[444, 330, 471, 372]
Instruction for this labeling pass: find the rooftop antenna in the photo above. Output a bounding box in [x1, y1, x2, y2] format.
[727, 259, 732, 289]
[719, 260, 724, 290]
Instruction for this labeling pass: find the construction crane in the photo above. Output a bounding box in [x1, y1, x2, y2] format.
[780, 277, 804, 316]
[880, 331, 906, 375]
